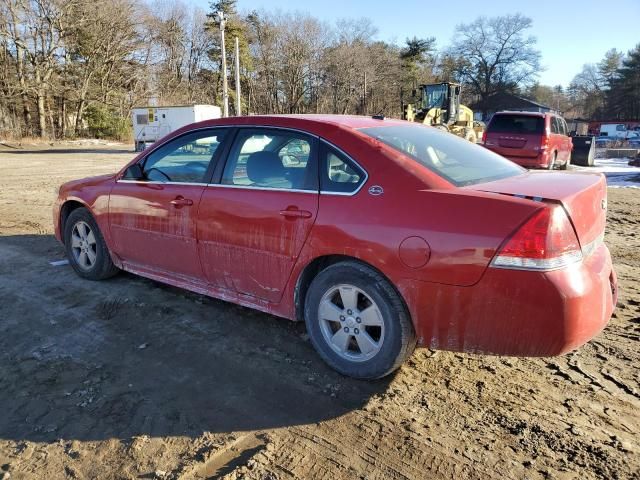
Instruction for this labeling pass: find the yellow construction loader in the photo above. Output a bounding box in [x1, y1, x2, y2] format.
[402, 82, 483, 143]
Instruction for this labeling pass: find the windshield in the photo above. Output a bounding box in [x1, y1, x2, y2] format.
[360, 124, 524, 187]
[423, 84, 447, 110]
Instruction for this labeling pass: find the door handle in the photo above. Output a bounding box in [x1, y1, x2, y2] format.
[170, 196, 193, 207]
[279, 208, 312, 219]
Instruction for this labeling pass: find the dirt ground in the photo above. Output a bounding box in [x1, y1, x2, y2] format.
[0, 143, 638, 480]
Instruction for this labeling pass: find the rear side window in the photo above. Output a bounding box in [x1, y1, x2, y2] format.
[360, 124, 524, 187]
[551, 117, 560, 134]
[320, 142, 365, 193]
[488, 115, 545, 135]
[559, 118, 568, 135]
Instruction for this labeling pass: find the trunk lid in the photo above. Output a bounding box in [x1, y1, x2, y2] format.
[466, 171, 607, 246]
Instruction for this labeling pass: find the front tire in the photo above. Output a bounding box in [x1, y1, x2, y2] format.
[304, 261, 416, 379]
[64, 208, 119, 280]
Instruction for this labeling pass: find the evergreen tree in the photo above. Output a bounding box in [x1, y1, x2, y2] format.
[206, 0, 252, 114]
[606, 45, 640, 120]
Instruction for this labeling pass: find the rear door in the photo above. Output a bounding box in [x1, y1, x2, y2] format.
[109, 128, 229, 280]
[197, 128, 319, 302]
[484, 114, 544, 158]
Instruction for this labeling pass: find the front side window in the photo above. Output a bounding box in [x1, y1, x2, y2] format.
[222, 129, 317, 190]
[142, 129, 226, 183]
[360, 124, 524, 187]
[320, 143, 365, 193]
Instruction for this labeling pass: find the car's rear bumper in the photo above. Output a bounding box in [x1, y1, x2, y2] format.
[503, 152, 551, 169]
[483, 145, 551, 168]
[399, 243, 616, 356]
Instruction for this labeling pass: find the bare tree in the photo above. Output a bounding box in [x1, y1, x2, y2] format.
[64, 0, 141, 135]
[1, 0, 79, 137]
[0, 2, 627, 141]
[448, 14, 541, 114]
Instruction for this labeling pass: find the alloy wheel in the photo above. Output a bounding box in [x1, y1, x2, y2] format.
[318, 284, 385, 362]
[70, 221, 97, 271]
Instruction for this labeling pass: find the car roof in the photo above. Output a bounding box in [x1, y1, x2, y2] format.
[493, 111, 548, 117]
[193, 114, 409, 131]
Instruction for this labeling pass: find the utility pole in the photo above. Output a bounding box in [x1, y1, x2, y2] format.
[363, 71, 367, 115]
[234, 36, 241, 116]
[216, 11, 229, 117]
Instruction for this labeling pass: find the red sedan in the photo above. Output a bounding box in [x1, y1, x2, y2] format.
[53, 115, 617, 379]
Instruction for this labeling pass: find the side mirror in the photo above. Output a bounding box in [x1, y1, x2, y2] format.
[123, 163, 145, 180]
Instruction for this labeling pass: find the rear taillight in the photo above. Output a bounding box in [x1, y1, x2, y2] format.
[481, 131, 487, 144]
[540, 131, 550, 150]
[491, 206, 582, 271]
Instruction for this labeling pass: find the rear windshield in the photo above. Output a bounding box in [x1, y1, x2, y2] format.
[360, 124, 524, 187]
[488, 114, 545, 134]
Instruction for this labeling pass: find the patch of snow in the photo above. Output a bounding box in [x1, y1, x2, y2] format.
[572, 157, 640, 188]
[63, 139, 124, 146]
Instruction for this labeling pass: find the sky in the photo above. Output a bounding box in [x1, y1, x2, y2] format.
[195, 0, 640, 88]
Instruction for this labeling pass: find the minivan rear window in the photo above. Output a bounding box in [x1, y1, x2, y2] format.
[488, 115, 545, 134]
[360, 124, 524, 187]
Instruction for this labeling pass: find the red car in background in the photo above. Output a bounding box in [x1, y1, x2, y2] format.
[483, 111, 573, 170]
[53, 116, 616, 379]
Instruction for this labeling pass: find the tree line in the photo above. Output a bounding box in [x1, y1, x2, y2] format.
[567, 47, 640, 121]
[0, 0, 637, 140]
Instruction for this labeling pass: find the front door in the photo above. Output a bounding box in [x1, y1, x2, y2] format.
[197, 128, 319, 302]
[109, 128, 229, 280]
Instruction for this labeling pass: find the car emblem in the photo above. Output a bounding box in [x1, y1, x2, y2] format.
[601, 199, 607, 210]
[368, 185, 384, 196]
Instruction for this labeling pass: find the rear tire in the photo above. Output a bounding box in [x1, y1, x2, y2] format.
[560, 153, 570, 170]
[547, 152, 557, 170]
[304, 261, 416, 379]
[64, 207, 119, 280]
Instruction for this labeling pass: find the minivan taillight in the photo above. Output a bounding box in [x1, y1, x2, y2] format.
[491, 206, 582, 271]
[481, 130, 487, 144]
[540, 131, 550, 150]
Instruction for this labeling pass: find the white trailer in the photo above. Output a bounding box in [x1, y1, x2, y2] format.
[131, 105, 221, 152]
[599, 123, 640, 140]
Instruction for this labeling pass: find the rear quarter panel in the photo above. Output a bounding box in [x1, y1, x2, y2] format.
[303, 186, 542, 286]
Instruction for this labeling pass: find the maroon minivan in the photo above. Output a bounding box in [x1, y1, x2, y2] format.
[482, 111, 572, 170]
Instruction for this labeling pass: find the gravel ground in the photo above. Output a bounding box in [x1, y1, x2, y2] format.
[0, 143, 638, 480]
